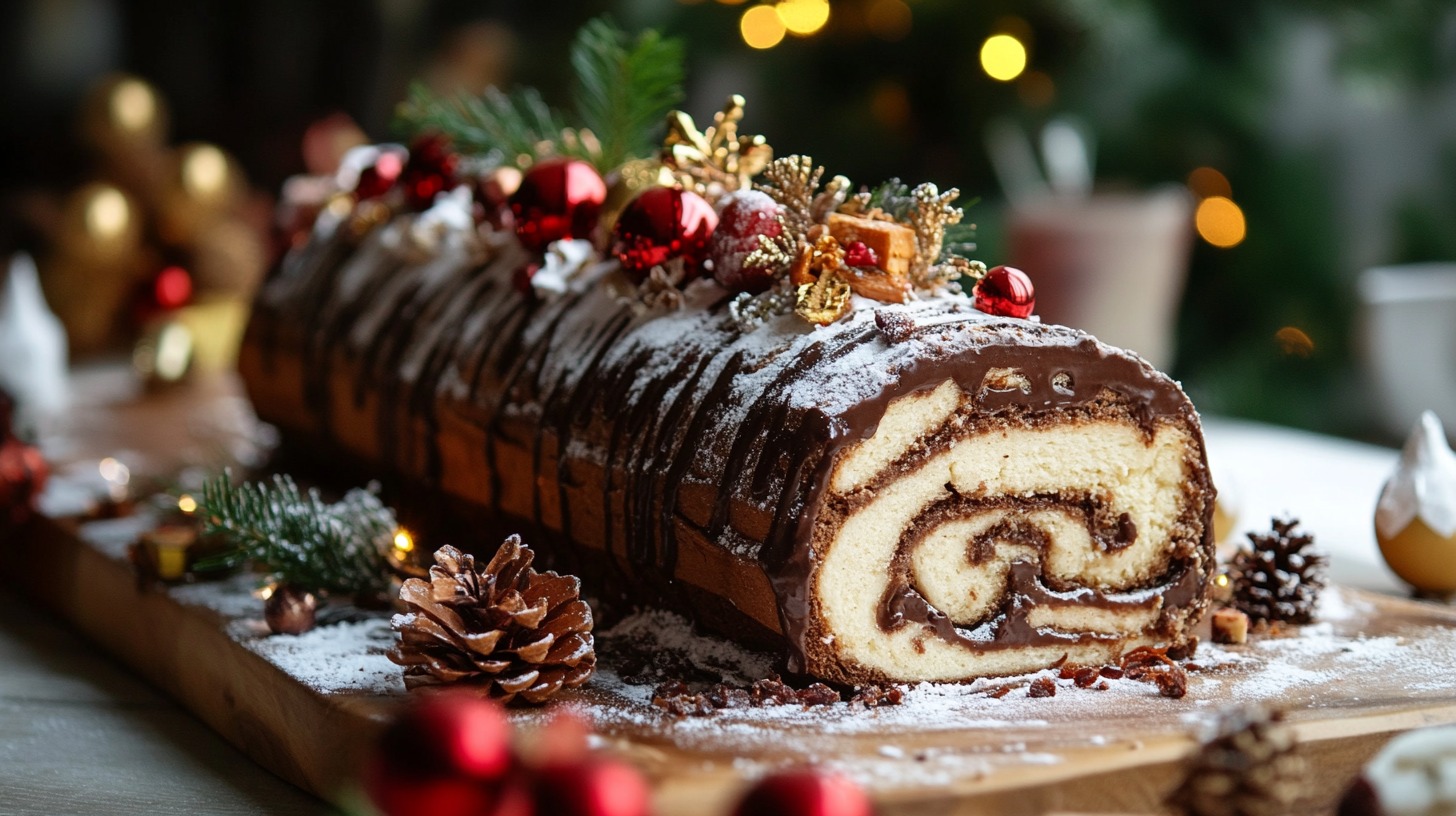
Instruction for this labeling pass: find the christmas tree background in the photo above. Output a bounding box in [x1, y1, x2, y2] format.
[4, 0, 1455, 440]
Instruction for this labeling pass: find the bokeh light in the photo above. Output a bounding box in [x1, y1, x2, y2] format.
[177, 494, 198, 514]
[1275, 326, 1315, 357]
[1187, 166, 1232, 200]
[154, 266, 193, 310]
[866, 0, 912, 42]
[741, 5, 786, 49]
[182, 144, 230, 200]
[110, 78, 156, 133]
[1017, 71, 1056, 108]
[394, 528, 416, 554]
[869, 82, 911, 129]
[777, 0, 830, 36]
[85, 186, 130, 240]
[1195, 196, 1246, 248]
[980, 34, 1028, 82]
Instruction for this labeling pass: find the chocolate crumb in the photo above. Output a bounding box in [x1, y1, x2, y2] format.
[849, 684, 904, 708]
[1073, 667, 1100, 688]
[1100, 666, 1124, 680]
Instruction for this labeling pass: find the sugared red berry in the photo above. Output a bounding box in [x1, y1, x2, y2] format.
[709, 189, 784, 293]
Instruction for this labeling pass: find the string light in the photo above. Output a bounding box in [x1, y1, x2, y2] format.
[177, 494, 198, 514]
[110, 79, 157, 133]
[154, 266, 193, 310]
[394, 528, 415, 554]
[777, 0, 830, 36]
[980, 34, 1028, 82]
[1194, 195, 1247, 248]
[741, 5, 786, 49]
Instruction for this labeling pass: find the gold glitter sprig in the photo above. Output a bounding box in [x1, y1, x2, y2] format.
[663, 95, 772, 201]
[741, 213, 798, 280]
[756, 155, 828, 238]
[906, 183, 964, 285]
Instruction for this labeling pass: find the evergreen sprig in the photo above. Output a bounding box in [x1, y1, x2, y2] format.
[570, 17, 685, 170]
[396, 16, 684, 173]
[194, 473, 397, 599]
[397, 84, 585, 166]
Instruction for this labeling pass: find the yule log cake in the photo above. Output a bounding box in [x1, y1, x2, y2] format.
[240, 94, 1214, 687]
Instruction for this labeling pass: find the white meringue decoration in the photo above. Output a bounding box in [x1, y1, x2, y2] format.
[0, 252, 69, 432]
[530, 239, 597, 298]
[409, 185, 475, 250]
[1376, 411, 1456, 539]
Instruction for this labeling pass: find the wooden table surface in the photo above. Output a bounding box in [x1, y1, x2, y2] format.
[0, 371, 1424, 815]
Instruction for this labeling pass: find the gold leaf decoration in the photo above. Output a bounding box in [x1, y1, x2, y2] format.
[756, 154, 828, 238]
[795, 268, 853, 326]
[663, 95, 772, 200]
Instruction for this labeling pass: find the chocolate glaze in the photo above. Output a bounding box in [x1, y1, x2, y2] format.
[240, 214, 1215, 681]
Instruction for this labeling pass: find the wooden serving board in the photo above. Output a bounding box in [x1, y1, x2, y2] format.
[6, 370, 1456, 816]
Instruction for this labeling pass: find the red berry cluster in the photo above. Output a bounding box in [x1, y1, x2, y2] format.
[363, 694, 875, 816]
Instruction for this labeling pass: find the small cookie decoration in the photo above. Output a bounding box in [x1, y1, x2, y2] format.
[1375, 411, 1456, 595]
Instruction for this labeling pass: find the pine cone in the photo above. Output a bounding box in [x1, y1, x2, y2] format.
[389, 536, 595, 704]
[1168, 708, 1307, 816]
[1229, 517, 1327, 625]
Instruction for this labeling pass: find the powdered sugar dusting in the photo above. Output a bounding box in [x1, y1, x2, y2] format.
[246, 617, 405, 694]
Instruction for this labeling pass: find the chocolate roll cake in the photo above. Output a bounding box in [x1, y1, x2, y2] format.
[241, 181, 1215, 685]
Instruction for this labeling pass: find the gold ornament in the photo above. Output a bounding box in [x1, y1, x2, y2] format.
[1375, 411, 1456, 595]
[795, 268, 852, 326]
[663, 95, 772, 201]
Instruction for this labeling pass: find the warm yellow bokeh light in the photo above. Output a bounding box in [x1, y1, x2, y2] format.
[777, 0, 830, 36]
[177, 494, 198, 514]
[1187, 166, 1232, 200]
[741, 5, 786, 49]
[183, 144, 230, 200]
[1195, 196, 1247, 248]
[394, 528, 415, 554]
[86, 186, 130, 240]
[980, 34, 1028, 82]
[866, 0, 912, 41]
[1275, 326, 1315, 357]
[111, 79, 157, 133]
[716, 0, 749, 4]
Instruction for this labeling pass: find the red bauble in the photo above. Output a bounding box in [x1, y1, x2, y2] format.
[532, 759, 652, 816]
[843, 241, 879, 269]
[0, 435, 47, 526]
[973, 265, 1036, 319]
[400, 135, 460, 210]
[364, 694, 515, 816]
[709, 189, 783, 293]
[509, 159, 607, 253]
[354, 147, 408, 201]
[731, 770, 873, 816]
[612, 187, 718, 282]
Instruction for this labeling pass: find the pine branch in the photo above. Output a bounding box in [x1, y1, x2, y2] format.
[571, 17, 685, 171]
[396, 82, 590, 165]
[193, 473, 397, 599]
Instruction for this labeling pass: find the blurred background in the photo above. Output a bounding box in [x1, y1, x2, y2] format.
[3, 0, 1456, 443]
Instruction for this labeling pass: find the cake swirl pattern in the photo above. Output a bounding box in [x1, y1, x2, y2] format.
[242, 214, 1214, 685]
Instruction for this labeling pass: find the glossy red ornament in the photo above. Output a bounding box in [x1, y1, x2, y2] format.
[510, 159, 607, 254]
[843, 241, 879, 268]
[731, 769, 873, 816]
[354, 147, 408, 201]
[709, 189, 783, 293]
[400, 135, 460, 210]
[612, 187, 718, 282]
[973, 265, 1036, 319]
[532, 758, 652, 816]
[0, 402, 46, 526]
[363, 694, 515, 816]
